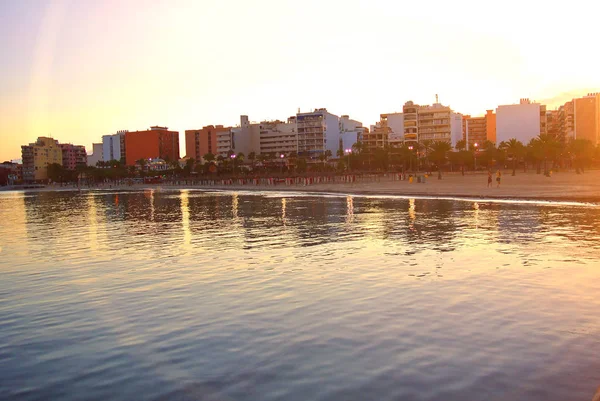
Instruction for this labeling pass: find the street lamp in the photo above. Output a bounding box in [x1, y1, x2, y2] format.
[230, 153, 236, 174]
[408, 145, 414, 172]
[344, 148, 352, 171]
[280, 154, 285, 174]
[473, 142, 479, 170]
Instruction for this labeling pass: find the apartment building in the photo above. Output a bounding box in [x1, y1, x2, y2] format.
[21, 137, 63, 182]
[296, 108, 340, 157]
[339, 115, 365, 152]
[365, 113, 403, 150]
[60, 144, 87, 170]
[102, 130, 127, 163]
[462, 110, 496, 149]
[87, 143, 103, 166]
[402, 101, 462, 147]
[125, 126, 179, 166]
[185, 125, 226, 161]
[259, 117, 297, 155]
[496, 99, 545, 145]
[573, 93, 600, 144]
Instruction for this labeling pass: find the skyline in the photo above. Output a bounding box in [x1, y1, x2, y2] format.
[2, 0, 600, 162]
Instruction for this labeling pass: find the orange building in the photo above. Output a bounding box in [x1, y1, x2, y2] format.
[125, 126, 179, 166]
[185, 125, 228, 161]
[574, 93, 600, 144]
[462, 110, 495, 148]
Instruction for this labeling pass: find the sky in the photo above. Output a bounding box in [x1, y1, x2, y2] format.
[1, 0, 599, 162]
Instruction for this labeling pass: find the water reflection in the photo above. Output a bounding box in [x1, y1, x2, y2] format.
[1, 190, 600, 401]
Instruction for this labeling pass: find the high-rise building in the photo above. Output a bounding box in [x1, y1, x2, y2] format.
[21, 137, 63, 182]
[102, 131, 127, 163]
[60, 144, 87, 170]
[296, 108, 341, 157]
[87, 143, 103, 166]
[496, 99, 545, 145]
[125, 126, 179, 166]
[462, 110, 496, 149]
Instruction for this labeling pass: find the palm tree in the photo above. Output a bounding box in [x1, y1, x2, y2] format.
[504, 139, 524, 176]
[535, 134, 560, 176]
[248, 151, 256, 170]
[569, 138, 593, 173]
[455, 139, 467, 151]
[429, 141, 452, 179]
[203, 153, 215, 164]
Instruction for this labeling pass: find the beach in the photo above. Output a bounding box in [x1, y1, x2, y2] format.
[4, 170, 600, 203]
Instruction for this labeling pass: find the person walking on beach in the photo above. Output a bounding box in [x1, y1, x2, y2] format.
[487, 171, 493, 188]
[496, 170, 502, 188]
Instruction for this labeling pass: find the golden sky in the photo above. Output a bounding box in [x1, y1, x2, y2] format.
[1, 0, 599, 161]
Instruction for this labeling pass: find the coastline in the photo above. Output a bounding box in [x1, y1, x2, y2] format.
[3, 170, 600, 204]
[0, 171, 600, 205]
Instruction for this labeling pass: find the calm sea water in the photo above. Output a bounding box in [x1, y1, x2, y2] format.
[1, 189, 599, 401]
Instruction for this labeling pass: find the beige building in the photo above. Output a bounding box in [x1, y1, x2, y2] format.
[21, 137, 63, 182]
[403, 100, 463, 147]
[259, 118, 297, 155]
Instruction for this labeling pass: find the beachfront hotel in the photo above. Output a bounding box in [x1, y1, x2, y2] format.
[124, 126, 180, 166]
[60, 143, 88, 171]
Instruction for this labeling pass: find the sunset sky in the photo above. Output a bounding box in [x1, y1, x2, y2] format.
[1, 0, 599, 162]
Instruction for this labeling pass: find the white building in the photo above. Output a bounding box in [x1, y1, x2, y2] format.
[339, 115, 365, 152]
[296, 108, 341, 157]
[87, 143, 103, 166]
[102, 131, 127, 162]
[496, 99, 544, 145]
[260, 117, 297, 155]
[450, 113, 463, 148]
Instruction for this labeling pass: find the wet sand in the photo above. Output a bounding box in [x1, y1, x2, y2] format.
[5, 170, 600, 203]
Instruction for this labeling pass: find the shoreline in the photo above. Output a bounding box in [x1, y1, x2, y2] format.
[3, 173, 600, 205]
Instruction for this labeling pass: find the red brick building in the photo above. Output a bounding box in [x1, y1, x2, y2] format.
[60, 144, 87, 170]
[125, 126, 180, 166]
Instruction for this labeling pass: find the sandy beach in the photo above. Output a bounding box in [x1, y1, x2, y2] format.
[5, 170, 600, 203]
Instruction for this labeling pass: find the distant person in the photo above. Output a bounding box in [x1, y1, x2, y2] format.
[487, 171, 493, 188]
[496, 170, 502, 188]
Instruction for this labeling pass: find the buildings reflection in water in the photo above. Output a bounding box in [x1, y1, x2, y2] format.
[16, 190, 600, 258]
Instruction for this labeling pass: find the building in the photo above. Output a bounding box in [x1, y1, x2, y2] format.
[496, 99, 545, 145]
[21, 137, 63, 182]
[259, 117, 297, 156]
[125, 126, 179, 166]
[557, 101, 575, 142]
[364, 121, 388, 150]
[60, 144, 87, 170]
[102, 131, 127, 163]
[296, 108, 341, 157]
[339, 115, 366, 152]
[185, 125, 227, 161]
[573, 93, 600, 144]
[462, 110, 496, 149]
[365, 113, 403, 150]
[87, 143, 104, 167]
[402, 100, 463, 147]
[0, 162, 21, 185]
[546, 109, 561, 140]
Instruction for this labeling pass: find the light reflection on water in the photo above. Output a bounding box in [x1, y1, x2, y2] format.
[0, 189, 599, 401]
